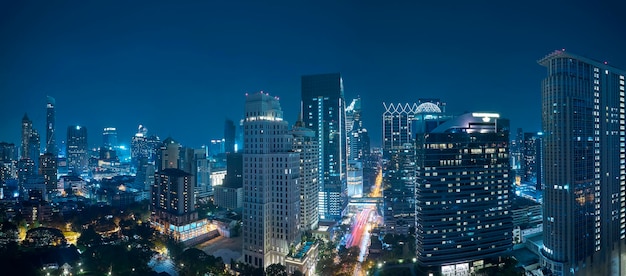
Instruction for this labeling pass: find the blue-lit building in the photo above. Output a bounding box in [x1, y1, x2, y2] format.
[414, 112, 513, 275]
[301, 73, 347, 221]
[382, 100, 447, 235]
[66, 125, 88, 176]
[45, 96, 57, 156]
[539, 50, 626, 275]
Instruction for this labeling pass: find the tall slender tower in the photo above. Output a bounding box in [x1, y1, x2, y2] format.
[21, 114, 32, 159]
[539, 50, 626, 275]
[242, 92, 300, 269]
[301, 73, 347, 221]
[46, 96, 57, 155]
[292, 116, 319, 231]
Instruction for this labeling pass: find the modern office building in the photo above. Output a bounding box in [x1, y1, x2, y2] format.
[292, 118, 319, 231]
[539, 50, 626, 275]
[0, 142, 17, 186]
[242, 92, 301, 269]
[27, 130, 41, 168]
[45, 96, 57, 155]
[414, 112, 512, 275]
[66, 125, 88, 175]
[521, 132, 543, 190]
[21, 114, 40, 171]
[151, 168, 212, 245]
[131, 125, 160, 169]
[301, 73, 347, 221]
[214, 152, 243, 210]
[194, 148, 212, 200]
[382, 99, 446, 152]
[382, 100, 446, 235]
[102, 127, 118, 150]
[224, 119, 236, 154]
[383, 142, 416, 235]
[21, 114, 33, 159]
[39, 153, 58, 195]
[17, 158, 36, 199]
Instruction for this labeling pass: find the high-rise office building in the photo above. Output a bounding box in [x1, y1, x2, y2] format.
[39, 153, 58, 195]
[152, 168, 206, 243]
[131, 125, 160, 169]
[539, 50, 626, 275]
[21, 114, 40, 169]
[414, 112, 512, 275]
[214, 152, 243, 210]
[382, 100, 446, 235]
[17, 158, 35, 199]
[382, 100, 445, 152]
[102, 127, 118, 150]
[522, 132, 543, 190]
[292, 118, 319, 231]
[242, 92, 301, 269]
[0, 142, 17, 188]
[21, 113, 32, 159]
[301, 73, 347, 221]
[45, 96, 57, 155]
[67, 125, 88, 175]
[224, 119, 236, 154]
[194, 148, 212, 200]
[28, 130, 41, 167]
[383, 143, 416, 235]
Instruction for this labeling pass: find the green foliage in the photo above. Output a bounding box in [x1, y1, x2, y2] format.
[266, 263, 288, 276]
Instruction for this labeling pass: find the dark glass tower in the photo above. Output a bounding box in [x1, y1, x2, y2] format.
[224, 119, 236, 154]
[67, 125, 88, 175]
[539, 50, 626, 275]
[415, 112, 512, 275]
[46, 96, 57, 155]
[301, 73, 347, 221]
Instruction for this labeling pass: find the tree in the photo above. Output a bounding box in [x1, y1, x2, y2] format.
[77, 225, 102, 250]
[266, 263, 288, 276]
[291, 269, 304, 276]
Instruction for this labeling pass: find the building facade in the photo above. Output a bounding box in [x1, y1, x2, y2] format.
[414, 112, 512, 275]
[242, 92, 301, 269]
[292, 119, 319, 231]
[539, 50, 626, 275]
[301, 73, 347, 221]
[67, 125, 88, 175]
[45, 96, 57, 155]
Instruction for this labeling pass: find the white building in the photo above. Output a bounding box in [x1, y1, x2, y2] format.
[242, 92, 301, 269]
[292, 119, 319, 231]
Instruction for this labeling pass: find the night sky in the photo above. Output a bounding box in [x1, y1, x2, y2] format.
[2, 1, 625, 150]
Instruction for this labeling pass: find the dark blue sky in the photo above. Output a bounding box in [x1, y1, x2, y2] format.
[2, 0, 625, 149]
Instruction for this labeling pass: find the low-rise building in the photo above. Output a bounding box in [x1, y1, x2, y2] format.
[285, 241, 318, 276]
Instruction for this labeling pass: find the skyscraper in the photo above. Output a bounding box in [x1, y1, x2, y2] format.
[292, 117, 319, 231]
[539, 50, 626, 275]
[21, 113, 32, 159]
[414, 112, 512, 275]
[224, 119, 236, 154]
[46, 96, 57, 155]
[382, 101, 446, 235]
[522, 132, 543, 191]
[301, 73, 347, 221]
[382, 100, 445, 152]
[102, 127, 118, 150]
[67, 125, 88, 175]
[39, 152, 58, 195]
[131, 125, 160, 168]
[242, 92, 301, 268]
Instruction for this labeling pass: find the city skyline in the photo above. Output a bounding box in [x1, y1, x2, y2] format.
[2, 1, 626, 149]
